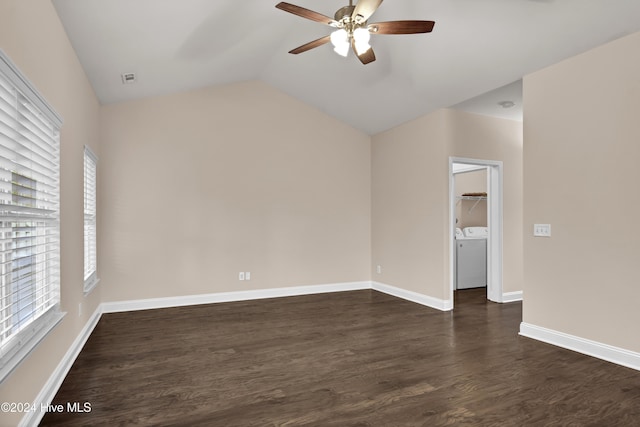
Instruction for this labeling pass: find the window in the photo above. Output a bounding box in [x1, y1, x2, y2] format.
[0, 50, 63, 383]
[83, 146, 97, 292]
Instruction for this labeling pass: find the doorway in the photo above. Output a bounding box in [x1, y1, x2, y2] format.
[449, 157, 503, 308]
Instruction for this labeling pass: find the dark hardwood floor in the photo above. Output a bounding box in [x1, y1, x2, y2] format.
[40, 289, 640, 426]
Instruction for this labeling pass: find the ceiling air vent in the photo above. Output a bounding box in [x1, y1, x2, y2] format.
[121, 72, 137, 84]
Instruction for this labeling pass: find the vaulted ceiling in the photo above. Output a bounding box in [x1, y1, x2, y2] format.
[52, 0, 640, 134]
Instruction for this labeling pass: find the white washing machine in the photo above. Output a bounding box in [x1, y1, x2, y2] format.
[455, 227, 487, 290]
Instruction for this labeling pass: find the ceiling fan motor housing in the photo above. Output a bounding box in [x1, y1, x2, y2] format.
[334, 5, 356, 22]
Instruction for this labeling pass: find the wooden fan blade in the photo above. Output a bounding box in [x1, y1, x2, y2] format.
[276, 2, 337, 26]
[351, 39, 376, 65]
[368, 20, 435, 35]
[352, 0, 383, 22]
[288, 35, 331, 54]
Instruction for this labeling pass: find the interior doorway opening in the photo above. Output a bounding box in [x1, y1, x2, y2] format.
[449, 157, 503, 309]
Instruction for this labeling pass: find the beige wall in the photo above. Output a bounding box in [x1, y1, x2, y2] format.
[455, 169, 487, 229]
[0, 0, 101, 424]
[99, 81, 371, 302]
[371, 110, 450, 298]
[523, 32, 640, 352]
[371, 108, 523, 300]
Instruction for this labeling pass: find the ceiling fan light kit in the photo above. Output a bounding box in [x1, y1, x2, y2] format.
[330, 29, 350, 56]
[276, 0, 435, 65]
[353, 28, 372, 55]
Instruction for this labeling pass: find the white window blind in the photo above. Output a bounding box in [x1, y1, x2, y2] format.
[83, 146, 97, 292]
[0, 50, 63, 383]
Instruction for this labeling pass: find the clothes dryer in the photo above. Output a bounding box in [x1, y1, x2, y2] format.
[455, 227, 487, 289]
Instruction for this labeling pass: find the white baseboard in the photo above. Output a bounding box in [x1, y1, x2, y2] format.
[372, 281, 452, 311]
[101, 281, 455, 315]
[502, 291, 523, 303]
[20, 305, 103, 427]
[519, 322, 640, 372]
[101, 281, 371, 313]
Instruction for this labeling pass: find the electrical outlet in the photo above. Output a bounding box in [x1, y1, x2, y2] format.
[533, 224, 551, 237]
[376, 265, 382, 274]
[239, 272, 245, 281]
[245, 272, 251, 281]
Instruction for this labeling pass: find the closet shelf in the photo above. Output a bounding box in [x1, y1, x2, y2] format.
[456, 196, 487, 201]
[456, 195, 487, 213]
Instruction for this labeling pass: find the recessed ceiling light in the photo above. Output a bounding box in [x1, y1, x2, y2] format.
[121, 72, 137, 84]
[498, 100, 515, 109]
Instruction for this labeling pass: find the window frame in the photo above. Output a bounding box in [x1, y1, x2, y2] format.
[0, 49, 64, 384]
[83, 145, 98, 293]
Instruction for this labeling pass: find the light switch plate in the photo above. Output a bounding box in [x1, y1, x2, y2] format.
[533, 224, 551, 237]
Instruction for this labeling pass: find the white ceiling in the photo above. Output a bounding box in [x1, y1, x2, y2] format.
[52, 0, 640, 135]
[451, 80, 523, 122]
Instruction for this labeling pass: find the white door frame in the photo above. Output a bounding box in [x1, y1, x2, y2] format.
[449, 157, 504, 306]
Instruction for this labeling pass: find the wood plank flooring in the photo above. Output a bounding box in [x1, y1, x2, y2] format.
[40, 289, 640, 426]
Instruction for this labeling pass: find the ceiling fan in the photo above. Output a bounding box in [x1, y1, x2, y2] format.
[275, 0, 435, 65]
